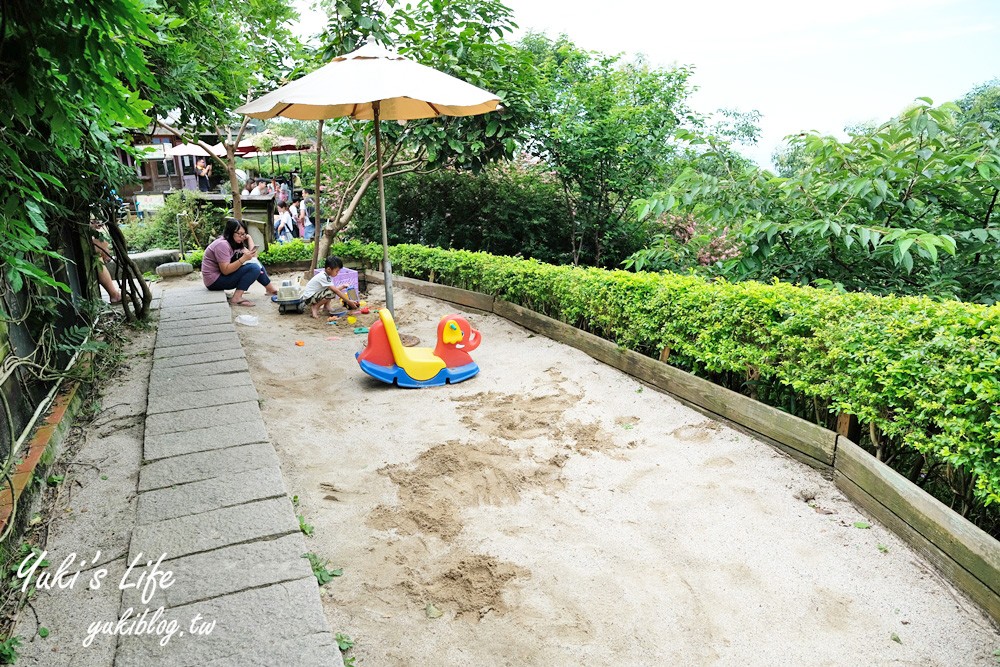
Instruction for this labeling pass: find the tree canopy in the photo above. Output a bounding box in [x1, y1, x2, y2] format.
[633, 98, 1000, 304]
[520, 33, 696, 266]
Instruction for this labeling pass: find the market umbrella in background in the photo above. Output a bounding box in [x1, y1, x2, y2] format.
[240, 147, 314, 175]
[164, 142, 227, 157]
[235, 42, 500, 314]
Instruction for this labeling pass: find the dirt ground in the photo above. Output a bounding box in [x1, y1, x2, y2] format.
[201, 271, 999, 666]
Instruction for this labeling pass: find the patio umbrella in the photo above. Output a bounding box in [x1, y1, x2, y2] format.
[165, 142, 226, 157]
[235, 134, 311, 155]
[235, 42, 500, 314]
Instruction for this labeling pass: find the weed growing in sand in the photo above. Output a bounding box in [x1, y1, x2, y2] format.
[853, 521, 871, 529]
[336, 633, 356, 666]
[877, 544, 889, 553]
[302, 553, 342, 586]
[890, 632, 902, 644]
[292, 495, 314, 536]
[0, 635, 21, 663]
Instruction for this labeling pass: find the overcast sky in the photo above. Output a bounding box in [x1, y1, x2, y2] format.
[293, 0, 1000, 168]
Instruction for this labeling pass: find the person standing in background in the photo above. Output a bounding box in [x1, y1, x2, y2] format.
[195, 158, 212, 192]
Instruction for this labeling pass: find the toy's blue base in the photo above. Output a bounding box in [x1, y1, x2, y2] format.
[356, 355, 479, 388]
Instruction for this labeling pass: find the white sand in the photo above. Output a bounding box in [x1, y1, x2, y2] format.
[219, 274, 999, 667]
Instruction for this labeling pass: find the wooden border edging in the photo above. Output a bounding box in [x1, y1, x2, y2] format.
[366, 271, 495, 313]
[366, 270, 1000, 624]
[834, 437, 1000, 621]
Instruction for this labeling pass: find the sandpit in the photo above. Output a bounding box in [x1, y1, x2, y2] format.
[217, 274, 998, 666]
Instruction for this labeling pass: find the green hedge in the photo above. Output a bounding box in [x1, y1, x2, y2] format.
[337, 242, 1000, 510]
[183, 240, 315, 270]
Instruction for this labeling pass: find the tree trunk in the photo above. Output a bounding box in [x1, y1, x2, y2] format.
[105, 217, 152, 322]
[316, 169, 381, 266]
[226, 143, 242, 220]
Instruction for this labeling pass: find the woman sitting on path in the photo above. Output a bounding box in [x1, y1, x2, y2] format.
[201, 218, 278, 307]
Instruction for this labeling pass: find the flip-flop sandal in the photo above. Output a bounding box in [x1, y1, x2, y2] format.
[232, 300, 256, 307]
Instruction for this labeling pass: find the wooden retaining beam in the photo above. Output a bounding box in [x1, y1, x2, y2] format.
[834, 438, 1000, 623]
[365, 270, 1000, 624]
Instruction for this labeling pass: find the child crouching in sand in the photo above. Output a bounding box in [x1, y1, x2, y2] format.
[302, 256, 360, 319]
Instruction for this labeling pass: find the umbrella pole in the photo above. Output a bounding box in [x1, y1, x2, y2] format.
[309, 119, 324, 274]
[374, 101, 394, 315]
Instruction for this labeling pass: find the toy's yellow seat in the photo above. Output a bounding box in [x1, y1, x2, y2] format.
[378, 309, 445, 381]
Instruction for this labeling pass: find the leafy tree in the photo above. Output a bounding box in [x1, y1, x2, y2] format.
[317, 0, 396, 60]
[624, 110, 762, 273]
[148, 0, 301, 218]
[1, 0, 166, 321]
[520, 33, 696, 267]
[349, 158, 574, 264]
[305, 0, 540, 267]
[956, 77, 1000, 128]
[637, 99, 1000, 303]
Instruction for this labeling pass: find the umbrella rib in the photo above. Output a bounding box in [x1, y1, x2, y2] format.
[274, 103, 293, 117]
[427, 102, 442, 116]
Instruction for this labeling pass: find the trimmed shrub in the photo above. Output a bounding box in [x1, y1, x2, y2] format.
[259, 239, 314, 265]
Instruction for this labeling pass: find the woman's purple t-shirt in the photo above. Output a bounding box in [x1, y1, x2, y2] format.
[201, 237, 237, 287]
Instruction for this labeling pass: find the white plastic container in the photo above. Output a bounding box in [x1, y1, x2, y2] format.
[235, 314, 259, 326]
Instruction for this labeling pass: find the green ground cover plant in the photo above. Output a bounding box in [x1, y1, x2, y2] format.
[335, 242, 1000, 532]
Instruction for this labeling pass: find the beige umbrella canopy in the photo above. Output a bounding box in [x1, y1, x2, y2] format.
[235, 42, 500, 314]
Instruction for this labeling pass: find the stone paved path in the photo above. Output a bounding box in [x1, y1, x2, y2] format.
[17, 286, 342, 666]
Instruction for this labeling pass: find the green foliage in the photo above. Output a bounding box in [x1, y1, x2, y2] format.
[185, 248, 205, 269]
[335, 632, 356, 666]
[637, 100, 1000, 303]
[0, 635, 20, 664]
[387, 0, 535, 171]
[302, 0, 539, 238]
[336, 243, 1000, 519]
[302, 553, 343, 586]
[150, 0, 299, 134]
[521, 33, 696, 267]
[956, 78, 1000, 128]
[1, 0, 163, 309]
[258, 240, 315, 265]
[318, 0, 397, 60]
[350, 161, 573, 264]
[298, 514, 314, 537]
[121, 192, 229, 253]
